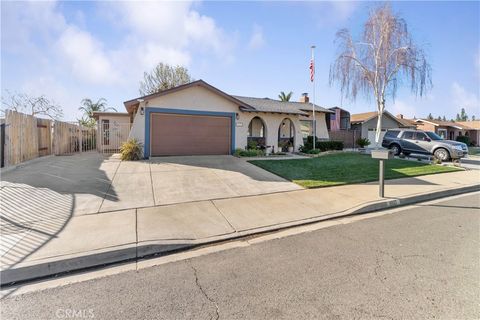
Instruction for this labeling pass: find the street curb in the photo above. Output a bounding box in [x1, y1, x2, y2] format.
[2, 184, 479, 286]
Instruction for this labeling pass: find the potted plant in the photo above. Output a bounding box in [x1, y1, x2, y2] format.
[287, 140, 294, 153]
[356, 137, 371, 153]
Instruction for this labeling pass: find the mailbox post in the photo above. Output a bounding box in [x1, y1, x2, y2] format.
[371, 149, 394, 197]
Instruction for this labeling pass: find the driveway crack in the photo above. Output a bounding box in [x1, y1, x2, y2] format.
[190, 264, 220, 320]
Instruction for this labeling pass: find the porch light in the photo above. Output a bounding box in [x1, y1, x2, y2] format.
[140, 107, 144, 115]
[236, 113, 239, 120]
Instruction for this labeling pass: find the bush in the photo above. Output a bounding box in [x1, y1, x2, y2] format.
[234, 148, 265, 157]
[456, 135, 470, 145]
[247, 140, 258, 150]
[300, 136, 343, 154]
[120, 139, 143, 161]
[356, 138, 371, 148]
[300, 136, 344, 153]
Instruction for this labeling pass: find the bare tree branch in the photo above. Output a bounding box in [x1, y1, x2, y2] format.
[1, 90, 64, 120]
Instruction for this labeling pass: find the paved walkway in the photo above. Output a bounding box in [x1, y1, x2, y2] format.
[1, 169, 478, 284]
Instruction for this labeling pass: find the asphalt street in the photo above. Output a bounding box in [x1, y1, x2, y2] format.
[2, 193, 479, 320]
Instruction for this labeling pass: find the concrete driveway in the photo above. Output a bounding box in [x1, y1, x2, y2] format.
[0, 153, 300, 270]
[1, 153, 301, 217]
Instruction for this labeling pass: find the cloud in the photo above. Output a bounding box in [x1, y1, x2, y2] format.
[451, 82, 479, 115]
[248, 24, 265, 50]
[330, 2, 358, 21]
[1, 0, 237, 118]
[56, 26, 120, 85]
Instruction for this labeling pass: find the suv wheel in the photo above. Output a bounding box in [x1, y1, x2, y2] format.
[434, 148, 450, 161]
[390, 144, 401, 156]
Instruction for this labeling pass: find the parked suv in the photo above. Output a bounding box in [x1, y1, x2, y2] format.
[381, 129, 468, 161]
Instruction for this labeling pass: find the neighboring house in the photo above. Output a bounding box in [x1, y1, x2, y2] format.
[456, 120, 480, 146]
[327, 107, 351, 131]
[413, 119, 480, 146]
[92, 112, 131, 153]
[350, 111, 415, 147]
[123, 80, 332, 157]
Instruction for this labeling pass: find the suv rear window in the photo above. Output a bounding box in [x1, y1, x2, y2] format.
[384, 130, 400, 138]
[402, 131, 415, 139]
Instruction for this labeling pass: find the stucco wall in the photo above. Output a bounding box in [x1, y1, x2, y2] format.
[361, 114, 401, 139]
[127, 85, 331, 155]
[128, 106, 146, 145]
[299, 111, 329, 139]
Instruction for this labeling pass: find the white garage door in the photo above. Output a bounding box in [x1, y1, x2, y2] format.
[367, 129, 387, 148]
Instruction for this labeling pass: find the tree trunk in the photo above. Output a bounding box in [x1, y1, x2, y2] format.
[374, 100, 385, 148]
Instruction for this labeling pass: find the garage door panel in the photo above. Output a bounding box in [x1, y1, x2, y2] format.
[151, 113, 231, 156]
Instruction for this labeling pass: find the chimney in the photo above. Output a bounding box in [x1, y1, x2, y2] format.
[396, 114, 404, 119]
[299, 93, 309, 103]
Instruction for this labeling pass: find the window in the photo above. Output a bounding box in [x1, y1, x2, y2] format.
[102, 119, 110, 145]
[415, 132, 429, 141]
[402, 131, 415, 139]
[340, 117, 349, 129]
[437, 129, 447, 139]
[300, 120, 313, 139]
[426, 131, 443, 141]
[384, 130, 400, 138]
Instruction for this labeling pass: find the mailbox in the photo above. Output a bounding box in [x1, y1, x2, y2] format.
[371, 149, 394, 160]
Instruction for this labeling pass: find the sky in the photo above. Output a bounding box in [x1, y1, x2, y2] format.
[1, 1, 479, 121]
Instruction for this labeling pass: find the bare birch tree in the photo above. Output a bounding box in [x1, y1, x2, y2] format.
[330, 4, 431, 145]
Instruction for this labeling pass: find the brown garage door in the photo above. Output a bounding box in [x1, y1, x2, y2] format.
[150, 113, 231, 156]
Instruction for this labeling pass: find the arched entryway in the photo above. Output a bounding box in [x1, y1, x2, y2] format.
[247, 116, 266, 149]
[278, 118, 295, 152]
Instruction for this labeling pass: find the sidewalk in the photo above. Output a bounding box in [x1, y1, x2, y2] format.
[2, 170, 479, 285]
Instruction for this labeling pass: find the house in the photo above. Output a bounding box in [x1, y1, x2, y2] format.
[92, 112, 131, 153]
[327, 107, 351, 131]
[350, 111, 415, 147]
[123, 80, 333, 157]
[456, 120, 480, 146]
[413, 119, 480, 146]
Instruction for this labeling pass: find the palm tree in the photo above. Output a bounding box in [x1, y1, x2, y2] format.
[78, 98, 117, 122]
[278, 91, 293, 102]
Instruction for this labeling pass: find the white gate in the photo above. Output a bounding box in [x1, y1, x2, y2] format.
[98, 122, 131, 154]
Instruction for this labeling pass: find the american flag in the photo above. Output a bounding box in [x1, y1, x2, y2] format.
[309, 59, 314, 82]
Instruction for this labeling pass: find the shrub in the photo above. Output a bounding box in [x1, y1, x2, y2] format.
[356, 138, 371, 148]
[300, 137, 344, 153]
[234, 148, 265, 157]
[120, 139, 143, 161]
[247, 140, 258, 150]
[456, 135, 470, 145]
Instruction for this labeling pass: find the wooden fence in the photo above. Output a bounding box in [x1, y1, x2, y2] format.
[329, 129, 360, 149]
[1, 110, 97, 168]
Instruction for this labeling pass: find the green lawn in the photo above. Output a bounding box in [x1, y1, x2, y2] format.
[468, 147, 480, 155]
[249, 153, 461, 188]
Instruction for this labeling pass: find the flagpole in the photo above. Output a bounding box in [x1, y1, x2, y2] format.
[311, 45, 316, 150]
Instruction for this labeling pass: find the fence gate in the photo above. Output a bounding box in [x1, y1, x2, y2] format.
[98, 122, 131, 154]
[53, 121, 97, 155]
